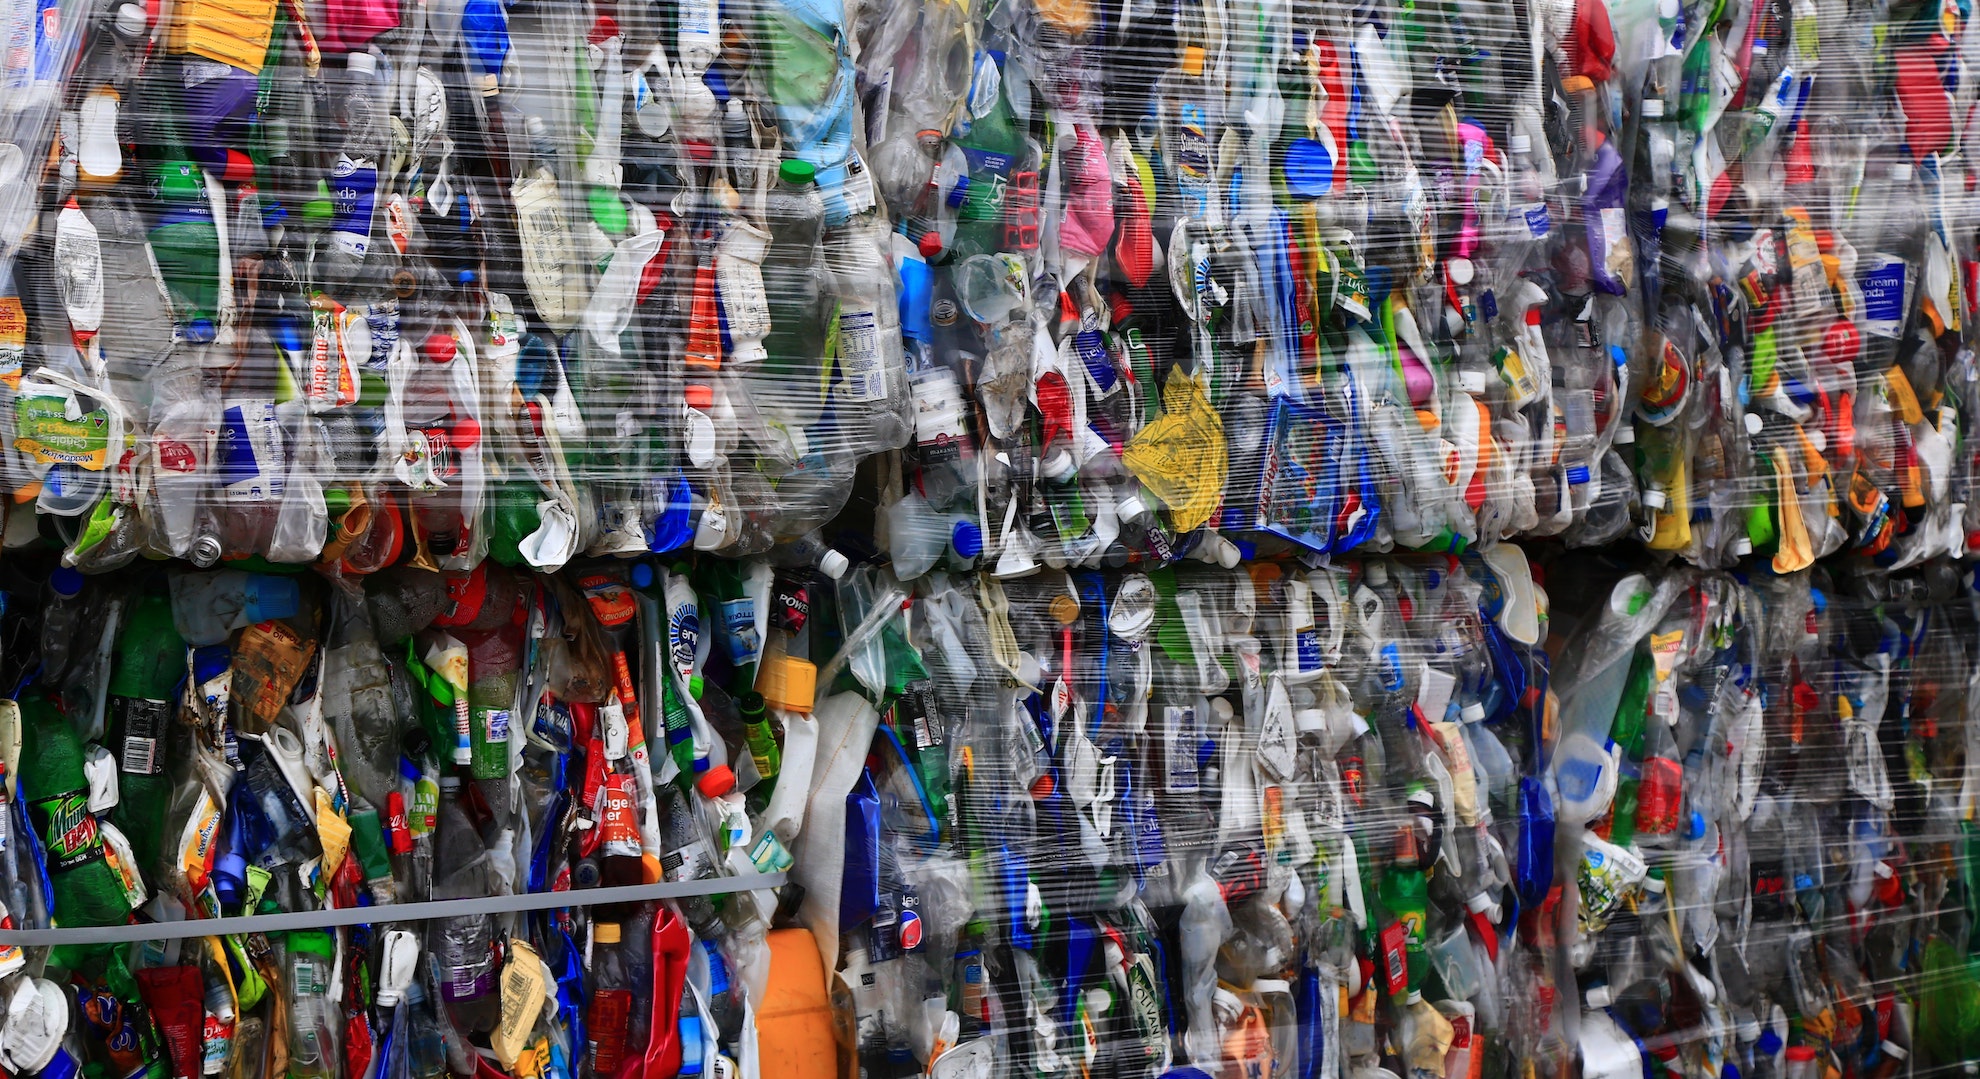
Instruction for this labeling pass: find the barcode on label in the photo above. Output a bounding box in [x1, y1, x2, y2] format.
[120, 738, 158, 776]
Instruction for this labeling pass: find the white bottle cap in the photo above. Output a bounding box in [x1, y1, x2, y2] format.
[1461, 701, 1487, 722]
[1643, 488, 1668, 510]
[348, 50, 377, 74]
[1613, 423, 1634, 444]
[1585, 985, 1614, 1008]
[1744, 412, 1764, 436]
[1733, 536, 1754, 556]
[1510, 134, 1532, 154]
[1640, 98, 1665, 118]
[1253, 979, 1290, 995]
[818, 549, 850, 580]
[1891, 161, 1913, 182]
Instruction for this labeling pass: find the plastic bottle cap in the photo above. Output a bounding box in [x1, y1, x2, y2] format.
[348, 50, 377, 73]
[1365, 561, 1388, 586]
[1585, 985, 1613, 1008]
[1642, 488, 1668, 509]
[1785, 1048, 1817, 1062]
[1461, 701, 1486, 722]
[1891, 161, 1913, 182]
[1509, 134, 1532, 154]
[689, 674, 705, 699]
[1743, 412, 1764, 435]
[1252, 979, 1289, 995]
[918, 231, 944, 259]
[1404, 989, 1422, 1005]
[952, 518, 984, 560]
[1881, 1042, 1908, 1061]
[630, 562, 655, 589]
[685, 383, 715, 410]
[779, 159, 817, 186]
[1641, 98, 1666, 117]
[1732, 536, 1753, 556]
[595, 922, 622, 944]
[49, 566, 83, 597]
[818, 549, 850, 580]
[697, 765, 735, 797]
[113, 3, 147, 39]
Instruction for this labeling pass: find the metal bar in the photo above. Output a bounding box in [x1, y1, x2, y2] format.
[0, 873, 786, 945]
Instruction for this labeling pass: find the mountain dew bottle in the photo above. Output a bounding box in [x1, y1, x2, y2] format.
[108, 592, 185, 875]
[18, 693, 133, 926]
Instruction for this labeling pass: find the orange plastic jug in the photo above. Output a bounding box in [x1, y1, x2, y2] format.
[756, 928, 840, 1079]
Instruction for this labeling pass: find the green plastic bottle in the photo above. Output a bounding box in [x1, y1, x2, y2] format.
[18, 693, 133, 926]
[147, 158, 223, 341]
[949, 78, 1024, 260]
[107, 592, 186, 875]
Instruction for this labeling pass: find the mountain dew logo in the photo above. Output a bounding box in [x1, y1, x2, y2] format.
[33, 789, 103, 870]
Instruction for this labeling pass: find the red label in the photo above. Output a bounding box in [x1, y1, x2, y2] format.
[588, 989, 634, 1073]
[386, 791, 412, 855]
[1379, 921, 1409, 996]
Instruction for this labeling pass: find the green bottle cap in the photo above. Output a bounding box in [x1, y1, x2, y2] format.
[779, 159, 817, 186]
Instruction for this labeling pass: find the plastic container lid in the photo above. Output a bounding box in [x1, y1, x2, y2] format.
[952, 518, 984, 560]
[697, 764, 736, 798]
[818, 549, 850, 580]
[244, 574, 301, 622]
[779, 159, 817, 186]
[49, 567, 83, 597]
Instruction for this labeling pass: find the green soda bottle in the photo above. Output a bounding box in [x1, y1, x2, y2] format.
[18, 693, 133, 926]
[949, 82, 1024, 260]
[147, 158, 222, 342]
[107, 592, 185, 876]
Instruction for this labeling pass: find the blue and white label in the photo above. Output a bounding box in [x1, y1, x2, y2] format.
[1860, 255, 1908, 338]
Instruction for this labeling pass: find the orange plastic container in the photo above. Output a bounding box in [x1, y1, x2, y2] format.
[755, 928, 839, 1079]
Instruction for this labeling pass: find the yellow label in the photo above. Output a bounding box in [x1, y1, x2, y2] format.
[1123, 372, 1227, 533]
[314, 788, 350, 881]
[0, 297, 23, 391]
[170, 0, 279, 72]
[493, 940, 549, 1067]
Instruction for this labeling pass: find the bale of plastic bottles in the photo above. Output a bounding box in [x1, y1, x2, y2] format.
[2, 0, 1980, 1075]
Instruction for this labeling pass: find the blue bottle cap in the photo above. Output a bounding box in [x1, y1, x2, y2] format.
[947, 175, 970, 208]
[952, 518, 984, 560]
[1757, 1030, 1783, 1056]
[630, 562, 655, 589]
[244, 574, 301, 622]
[187, 318, 216, 343]
[49, 567, 83, 597]
[36, 1046, 80, 1079]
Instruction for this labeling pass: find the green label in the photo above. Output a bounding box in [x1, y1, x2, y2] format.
[32, 789, 105, 871]
[14, 395, 112, 468]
